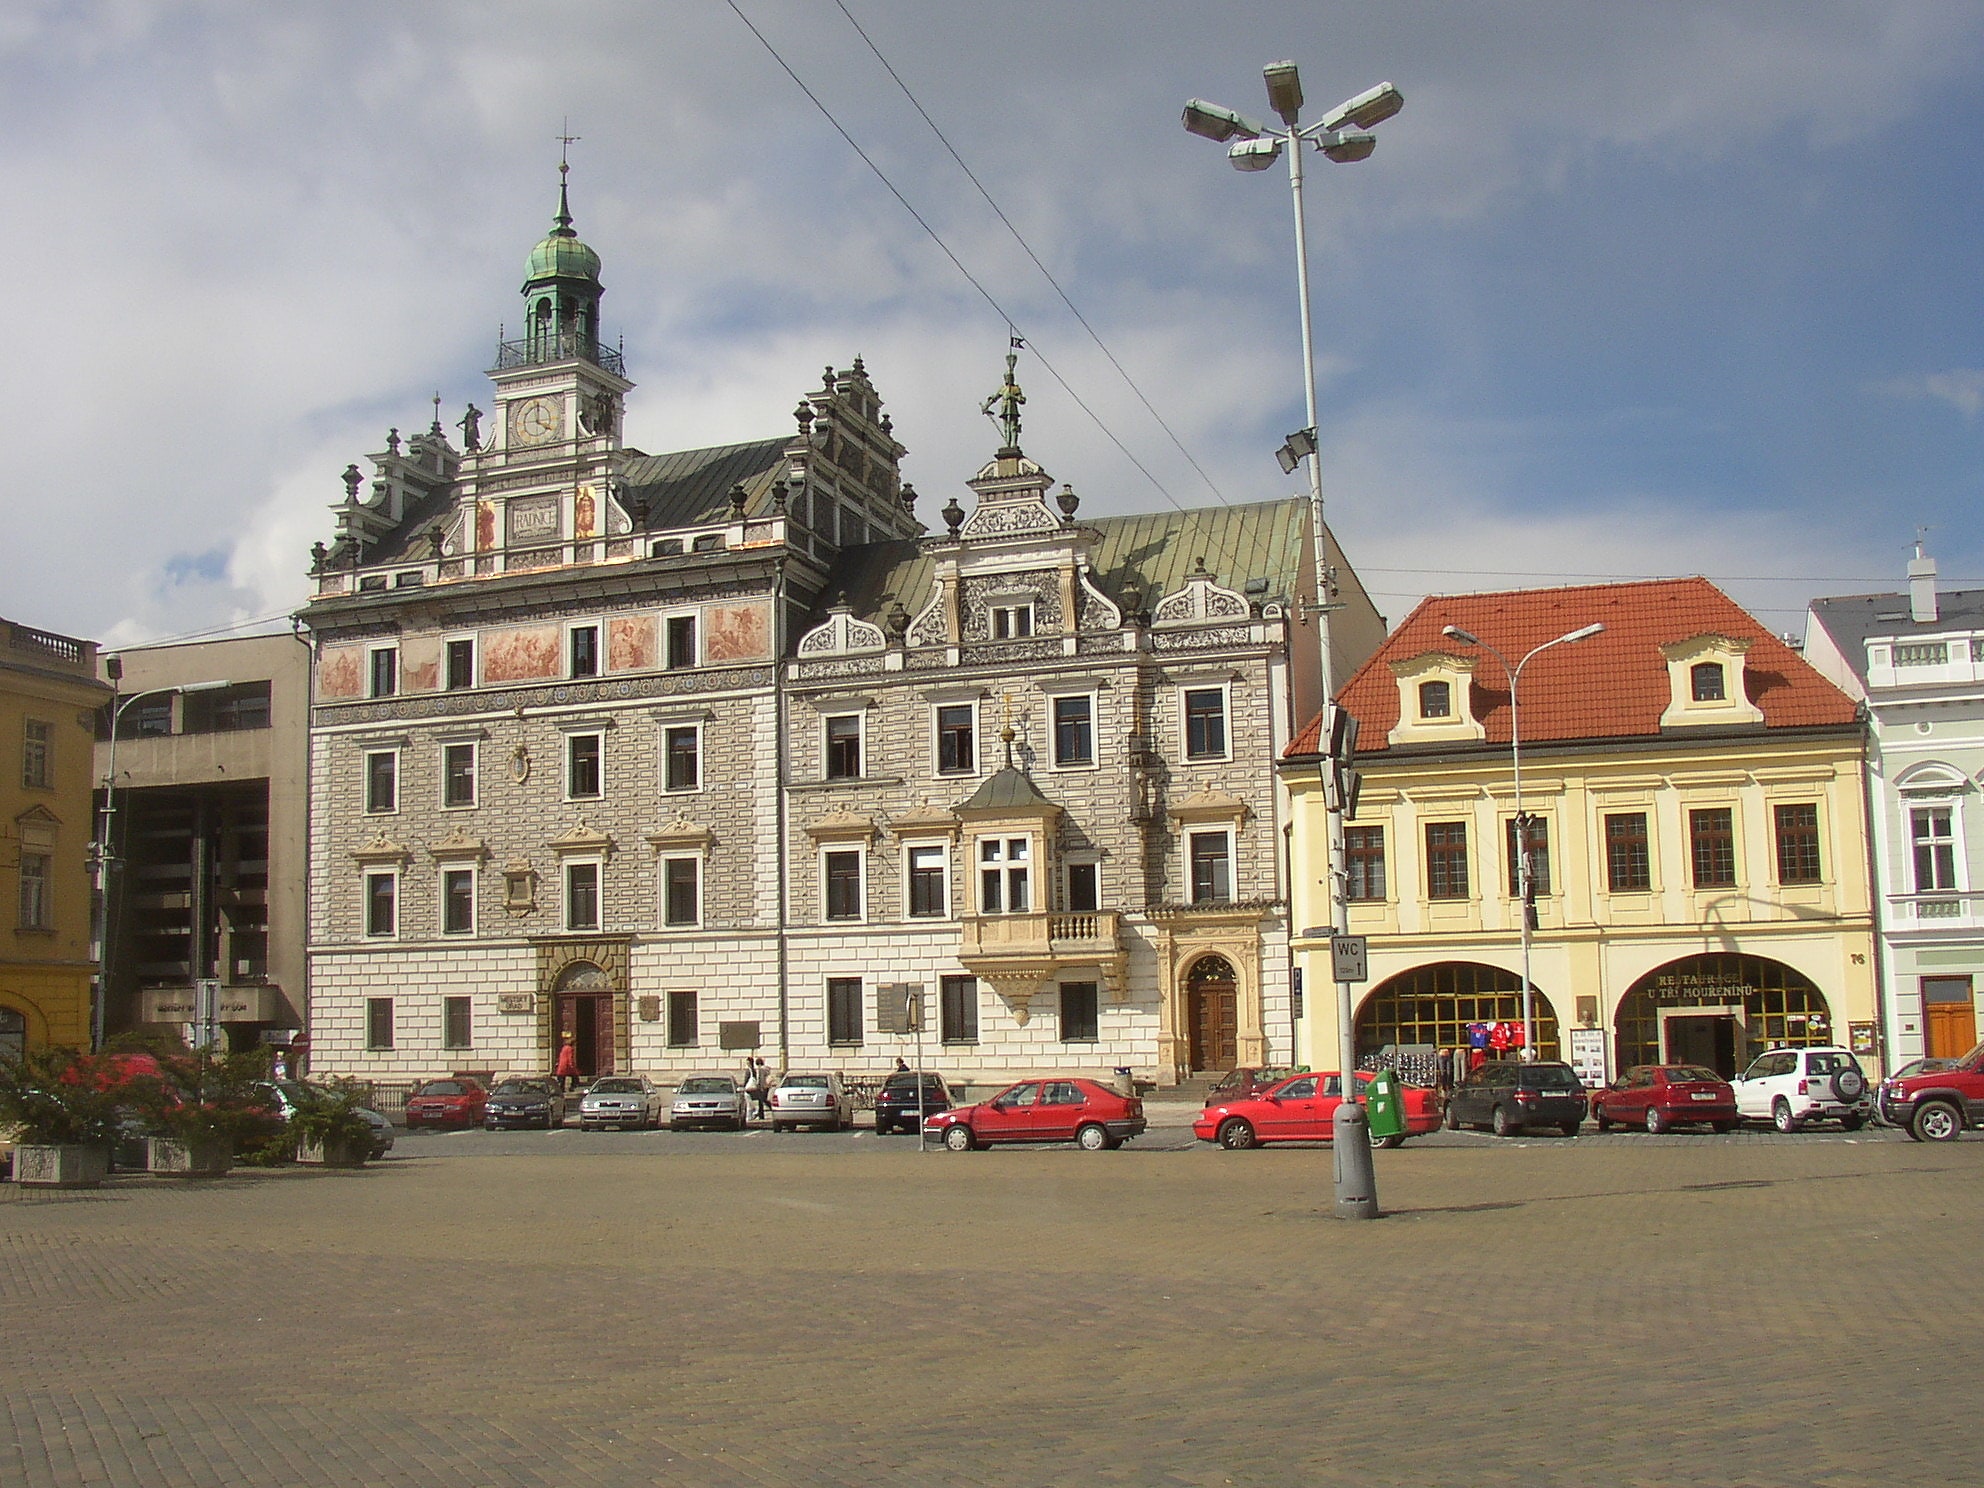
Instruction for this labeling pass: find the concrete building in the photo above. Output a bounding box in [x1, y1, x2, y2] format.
[297, 176, 1384, 1087]
[94, 633, 311, 1052]
[1804, 546, 1984, 1064]
[1, 616, 109, 1057]
[1284, 578, 1879, 1085]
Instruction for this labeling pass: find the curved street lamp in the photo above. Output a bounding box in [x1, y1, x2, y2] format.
[1441, 622, 1604, 1059]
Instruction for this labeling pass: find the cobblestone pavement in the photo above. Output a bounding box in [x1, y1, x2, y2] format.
[3, 1126, 1977, 1488]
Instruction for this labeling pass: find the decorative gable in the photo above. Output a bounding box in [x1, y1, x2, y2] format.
[1387, 652, 1486, 747]
[797, 603, 887, 657]
[1152, 560, 1250, 626]
[1659, 634, 1764, 729]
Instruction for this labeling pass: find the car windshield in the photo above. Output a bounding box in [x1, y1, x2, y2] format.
[1520, 1067, 1582, 1091]
[679, 1078, 734, 1094]
[1805, 1052, 1858, 1075]
[884, 1074, 943, 1093]
[417, 1080, 466, 1096]
[784, 1075, 830, 1089]
[591, 1079, 642, 1094]
[1666, 1067, 1722, 1084]
[492, 1081, 547, 1097]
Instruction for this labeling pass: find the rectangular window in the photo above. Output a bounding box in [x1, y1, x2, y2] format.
[1418, 680, 1452, 719]
[565, 861, 600, 932]
[940, 974, 979, 1044]
[1424, 821, 1470, 900]
[824, 715, 862, 779]
[442, 995, 472, 1050]
[1052, 696, 1093, 767]
[445, 638, 475, 691]
[827, 977, 863, 1045]
[907, 845, 947, 918]
[369, 647, 398, 698]
[442, 742, 476, 808]
[668, 989, 698, 1047]
[364, 750, 397, 814]
[442, 868, 475, 935]
[824, 850, 862, 920]
[1344, 826, 1387, 902]
[1606, 812, 1652, 892]
[666, 614, 697, 670]
[22, 718, 50, 789]
[1184, 688, 1228, 760]
[1061, 982, 1100, 1043]
[936, 704, 975, 774]
[1913, 807, 1957, 892]
[365, 997, 395, 1051]
[991, 604, 1033, 639]
[1774, 803, 1822, 884]
[979, 837, 1030, 914]
[1505, 816, 1551, 898]
[662, 857, 700, 927]
[364, 871, 397, 937]
[183, 682, 272, 734]
[567, 733, 602, 799]
[17, 852, 49, 929]
[1689, 807, 1736, 888]
[1065, 860, 1100, 913]
[1189, 831, 1231, 904]
[664, 725, 700, 792]
[569, 624, 600, 678]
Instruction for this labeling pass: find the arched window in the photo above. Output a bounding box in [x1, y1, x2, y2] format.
[1418, 680, 1452, 719]
[1354, 962, 1558, 1061]
[1691, 662, 1726, 702]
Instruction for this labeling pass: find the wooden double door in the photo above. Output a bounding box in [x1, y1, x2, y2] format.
[553, 991, 615, 1079]
[1924, 977, 1978, 1059]
[1188, 980, 1238, 1072]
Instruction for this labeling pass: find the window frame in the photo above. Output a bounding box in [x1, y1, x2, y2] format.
[665, 612, 699, 670]
[1688, 806, 1737, 889]
[823, 847, 865, 922]
[1182, 685, 1231, 762]
[365, 996, 395, 1051]
[1773, 802, 1823, 885]
[363, 749, 399, 815]
[1424, 820, 1470, 901]
[1050, 693, 1096, 769]
[940, 974, 979, 1044]
[17, 850, 50, 929]
[823, 713, 863, 781]
[662, 723, 701, 794]
[977, 836, 1032, 914]
[1343, 825, 1387, 902]
[563, 858, 602, 933]
[990, 603, 1034, 640]
[905, 842, 950, 919]
[667, 989, 699, 1047]
[1188, 828, 1233, 905]
[1605, 811, 1653, 893]
[660, 854, 701, 929]
[566, 731, 604, 801]
[1912, 805, 1959, 893]
[441, 741, 477, 809]
[21, 717, 50, 790]
[1690, 662, 1726, 702]
[567, 622, 601, 679]
[441, 866, 476, 936]
[442, 995, 473, 1051]
[1060, 981, 1100, 1043]
[1064, 858, 1101, 913]
[444, 636, 476, 691]
[1504, 815, 1552, 899]
[368, 645, 399, 699]
[934, 702, 977, 776]
[1418, 680, 1452, 720]
[827, 976, 864, 1046]
[363, 869, 398, 939]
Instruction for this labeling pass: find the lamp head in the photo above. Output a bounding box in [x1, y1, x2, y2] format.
[1181, 99, 1263, 143]
[1263, 60, 1303, 124]
[1442, 624, 1482, 646]
[1319, 81, 1404, 133]
[1319, 129, 1376, 164]
[1227, 136, 1283, 171]
[1563, 623, 1605, 643]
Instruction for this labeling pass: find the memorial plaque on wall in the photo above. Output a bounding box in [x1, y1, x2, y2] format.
[497, 992, 535, 1015]
[719, 1021, 761, 1051]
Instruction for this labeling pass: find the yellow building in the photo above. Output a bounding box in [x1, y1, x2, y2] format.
[1, 617, 110, 1057]
[1285, 579, 1879, 1085]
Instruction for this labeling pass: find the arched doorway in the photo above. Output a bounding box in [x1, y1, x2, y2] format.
[1186, 955, 1239, 1072]
[1354, 962, 1560, 1066]
[1615, 954, 1835, 1078]
[551, 963, 614, 1080]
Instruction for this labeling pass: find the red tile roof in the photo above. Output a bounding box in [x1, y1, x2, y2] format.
[1289, 577, 1858, 757]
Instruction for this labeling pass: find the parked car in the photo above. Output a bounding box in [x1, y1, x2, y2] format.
[1590, 1065, 1738, 1134]
[925, 1078, 1146, 1151]
[1193, 1070, 1442, 1150]
[1445, 1060, 1587, 1137]
[483, 1077, 566, 1130]
[1730, 1045, 1871, 1132]
[1878, 1039, 1984, 1142]
[579, 1076, 665, 1130]
[670, 1074, 749, 1131]
[1202, 1066, 1297, 1106]
[873, 1071, 955, 1134]
[404, 1077, 488, 1130]
[769, 1072, 853, 1132]
[256, 1080, 395, 1158]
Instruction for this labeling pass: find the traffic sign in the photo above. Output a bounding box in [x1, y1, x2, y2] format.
[1330, 935, 1369, 983]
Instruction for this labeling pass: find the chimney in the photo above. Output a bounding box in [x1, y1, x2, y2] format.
[1909, 540, 1939, 624]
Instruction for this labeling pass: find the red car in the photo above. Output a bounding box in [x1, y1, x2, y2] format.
[1193, 1071, 1443, 1150]
[1590, 1065, 1737, 1134]
[925, 1078, 1146, 1151]
[404, 1077, 487, 1129]
[1880, 1040, 1984, 1141]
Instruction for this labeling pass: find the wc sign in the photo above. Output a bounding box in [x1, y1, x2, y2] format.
[1330, 935, 1369, 983]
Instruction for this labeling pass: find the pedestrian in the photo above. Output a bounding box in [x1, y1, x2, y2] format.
[749, 1057, 773, 1120]
[555, 1034, 580, 1093]
[895, 1056, 909, 1073]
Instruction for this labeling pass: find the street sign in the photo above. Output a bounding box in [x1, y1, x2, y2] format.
[1330, 935, 1368, 983]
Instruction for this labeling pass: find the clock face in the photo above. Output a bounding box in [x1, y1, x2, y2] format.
[509, 396, 562, 447]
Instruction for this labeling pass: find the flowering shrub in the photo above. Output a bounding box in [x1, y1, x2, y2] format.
[0, 1047, 151, 1146]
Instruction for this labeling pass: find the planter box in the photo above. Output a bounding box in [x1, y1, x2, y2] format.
[296, 1135, 369, 1168]
[13, 1144, 110, 1189]
[146, 1137, 235, 1178]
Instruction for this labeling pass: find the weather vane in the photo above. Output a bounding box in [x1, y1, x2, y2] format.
[981, 336, 1027, 453]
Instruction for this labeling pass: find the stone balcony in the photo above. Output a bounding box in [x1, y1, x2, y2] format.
[958, 911, 1128, 1025]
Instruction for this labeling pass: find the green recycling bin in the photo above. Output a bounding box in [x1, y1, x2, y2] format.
[1363, 1067, 1408, 1140]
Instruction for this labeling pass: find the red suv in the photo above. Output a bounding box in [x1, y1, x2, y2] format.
[1880, 1041, 1984, 1142]
[404, 1077, 487, 1129]
[925, 1078, 1145, 1151]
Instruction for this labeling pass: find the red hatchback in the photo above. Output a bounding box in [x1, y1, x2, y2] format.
[1194, 1071, 1443, 1150]
[925, 1078, 1146, 1151]
[1591, 1065, 1737, 1134]
[404, 1077, 487, 1129]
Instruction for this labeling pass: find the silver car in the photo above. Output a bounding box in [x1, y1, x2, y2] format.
[670, 1075, 748, 1131]
[578, 1075, 665, 1130]
[769, 1071, 853, 1132]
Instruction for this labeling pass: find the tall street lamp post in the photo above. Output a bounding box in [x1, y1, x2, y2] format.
[1183, 62, 1403, 1220]
[1440, 623, 1604, 1057]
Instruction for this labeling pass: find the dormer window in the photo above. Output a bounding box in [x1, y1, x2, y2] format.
[1659, 634, 1764, 729]
[1387, 653, 1484, 747]
[1419, 681, 1452, 719]
[1690, 663, 1725, 702]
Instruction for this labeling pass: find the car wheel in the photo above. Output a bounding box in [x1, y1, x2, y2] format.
[1560, 1121, 1581, 1138]
[1076, 1123, 1112, 1152]
[772, 1122, 787, 1134]
[1712, 1120, 1735, 1134]
[1444, 1103, 1462, 1131]
[1772, 1098, 1800, 1134]
[1490, 1106, 1519, 1138]
[1376, 1132, 1405, 1150]
[1593, 1108, 1611, 1132]
[1217, 1118, 1257, 1151]
[943, 1124, 975, 1152]
[1645, 1107, 1668, 1135]
[1914, 1101, 1963, 1143]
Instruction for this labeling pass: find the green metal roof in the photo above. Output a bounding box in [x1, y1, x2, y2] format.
[619, 438, 791, 527]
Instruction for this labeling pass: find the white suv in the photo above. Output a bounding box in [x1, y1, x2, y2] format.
[1730, 1045, 1871, 1132]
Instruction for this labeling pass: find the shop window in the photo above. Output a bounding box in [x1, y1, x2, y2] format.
[827, 977, 864, 1045]
[668, 989, 699, 1047]
[1183, 688, 1228, 760]
[1689, 808, 1736, 888]
[567, 733, 603, 800]
[443, 743, 476, 808]
[366, 997, 395, 1051]
[824, 715, 862, 779]
[824, 850, 863, 921]
[1424, 821, 1469, 900]
[1052, 696, 1094, 767]
[442, 996, 473, 1050]
[941, 974, 979, 1044]
[936, 704, 976, 774]
[445, 638, 475, 691]
[1061, 982, 1100, 1043]
[1606, 812, 1651, 892]
[442, 868, 475, 935]
[364, 871, 397, 938]
[664, 725, 700, 792]
[907, 845, 947, 918]
[1344, 826, 1386, 902]
[1773, 803, 1822, 884]
[364, 750, 398, 814]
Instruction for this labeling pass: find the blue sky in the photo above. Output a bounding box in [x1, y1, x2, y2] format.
[3, 1, 1981, 646]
